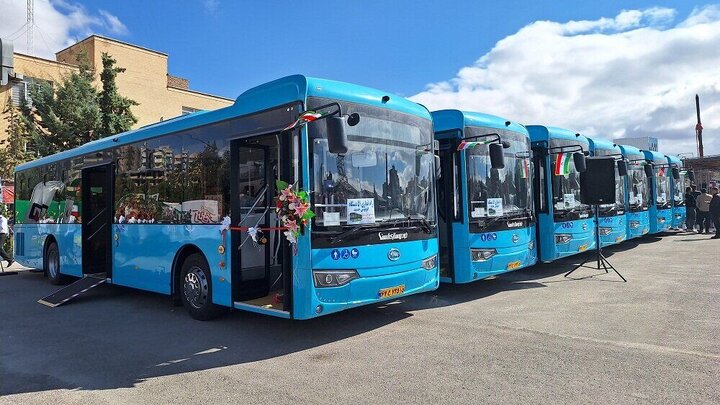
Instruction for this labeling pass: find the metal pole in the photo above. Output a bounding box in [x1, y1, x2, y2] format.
[696, 94, 704, 158]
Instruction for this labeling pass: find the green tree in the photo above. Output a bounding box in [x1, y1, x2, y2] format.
[99, 52, 138, 136]
[0, 96, 34, 179]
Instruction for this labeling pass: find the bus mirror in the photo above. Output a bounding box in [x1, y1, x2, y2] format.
[573, 152, 587, 173]
[435, 155, 441, 178]
[327, 116, 349, 154]
[502, 141, 511, 148]
[688, 170, 695, 181]
[489, 143, 505, 169]
[644, 163, 654, 178]
[671, 167, 680, 180]
[617, 160, 628, 177]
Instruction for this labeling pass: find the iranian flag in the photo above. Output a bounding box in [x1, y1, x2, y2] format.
[457, 139, 493, 151]
[554, 152, 572, 176]
[283, 111, 325, 131]
[657, 167, 666, 177]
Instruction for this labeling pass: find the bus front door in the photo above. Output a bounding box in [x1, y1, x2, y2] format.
[81, 164, 113, 276]
[231, 134, 292, 313]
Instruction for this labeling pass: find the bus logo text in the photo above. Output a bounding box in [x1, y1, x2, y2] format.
[379, 232, 408, 241]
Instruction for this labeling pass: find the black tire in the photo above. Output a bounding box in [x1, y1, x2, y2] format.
[180, 253, 224, 321]
[45, 242, 67, 285]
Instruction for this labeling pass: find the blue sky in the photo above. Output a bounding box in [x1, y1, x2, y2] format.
[69, 0, 698, 98]
[1, 1, 718, 155]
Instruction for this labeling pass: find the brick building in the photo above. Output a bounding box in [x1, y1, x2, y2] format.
[0, 35, 233, 143]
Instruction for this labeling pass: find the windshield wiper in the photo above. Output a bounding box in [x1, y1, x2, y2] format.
[329, 223, 377, 244]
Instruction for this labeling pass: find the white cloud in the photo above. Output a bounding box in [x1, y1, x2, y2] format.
[0, 0, 129, 59]
[411, 6, 720, 157]
[99, 10, 128, 36]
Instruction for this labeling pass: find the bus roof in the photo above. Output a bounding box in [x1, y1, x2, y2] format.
[587, 137, 621, 153]
[642, 149, 668, 164]
[618, 144, 644, 158]
[431, 109, 528, 137]
[526, 125, 588, 144]
[17, 75, 430, 171]
[666, 154, 682, 166]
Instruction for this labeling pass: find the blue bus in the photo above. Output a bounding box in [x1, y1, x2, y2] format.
[528, 126, 594, 263]
[619, 144, 651, 239]
[643, 150, 672, 234]
[587, 138, 627, 247]
[432, 110, 536, 283]
[667, 155, 686, 229]
[13, 75, 440, 320]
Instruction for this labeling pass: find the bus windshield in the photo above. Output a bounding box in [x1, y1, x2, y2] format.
[627, 161, 649, 210]
[655, 168, 671, 208]
[309, 99, 436, 232]
[674, 172, 686, 205]
[550, 140, 589, 213]
[465, 128, 532, 220]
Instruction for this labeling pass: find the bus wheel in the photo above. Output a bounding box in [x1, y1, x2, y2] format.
[180, 253, 224, 321]
[45, 242, 66, 285]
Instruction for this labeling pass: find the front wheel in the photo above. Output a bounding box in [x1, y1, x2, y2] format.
[180, 253, 224, 321]
[45, 242, 67, 285]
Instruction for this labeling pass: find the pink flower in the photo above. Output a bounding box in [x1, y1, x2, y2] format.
[294, 202, 309, 218]
[281, 186, 296, 202]
[285, 219, 299, 233]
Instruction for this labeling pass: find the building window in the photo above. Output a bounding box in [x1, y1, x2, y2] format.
[181, 106, 202, 115]
[9, 77, 46, 107]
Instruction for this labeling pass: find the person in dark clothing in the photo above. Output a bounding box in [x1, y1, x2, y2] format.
[684, 186, 697, 232]
[709, 187, 720, 239]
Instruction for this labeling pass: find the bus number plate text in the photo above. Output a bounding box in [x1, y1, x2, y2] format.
[378, 285, 405, 299]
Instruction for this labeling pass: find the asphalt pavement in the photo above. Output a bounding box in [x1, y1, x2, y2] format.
[1, 231, 719, 404]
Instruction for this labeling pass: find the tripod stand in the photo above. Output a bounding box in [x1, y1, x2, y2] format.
[565, 205, 626, 282]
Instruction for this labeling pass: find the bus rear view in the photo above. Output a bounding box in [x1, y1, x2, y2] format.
[432, 110, 536, 283]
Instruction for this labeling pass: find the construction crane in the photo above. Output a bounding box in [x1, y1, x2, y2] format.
[695, 94, 704, 158]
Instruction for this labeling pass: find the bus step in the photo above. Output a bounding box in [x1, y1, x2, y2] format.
[38, 273, 107, 308]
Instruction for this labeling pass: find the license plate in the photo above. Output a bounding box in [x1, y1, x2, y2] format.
[578, 244, 588, 252]
[506, 260, 522, 270]
[378, 285, 405, 299]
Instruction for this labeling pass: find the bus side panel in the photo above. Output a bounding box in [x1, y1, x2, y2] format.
[451, 221, 472, 283]
[12, 224, 83, 277]
[111, 224, 232, 307]
[537, 213, 555, 263]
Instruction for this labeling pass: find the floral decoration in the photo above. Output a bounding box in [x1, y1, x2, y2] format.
[275, 180, 315, 245]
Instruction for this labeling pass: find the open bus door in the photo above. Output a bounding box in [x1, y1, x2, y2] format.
[81, 163, 113, 276]
[230, 133, 293, 316]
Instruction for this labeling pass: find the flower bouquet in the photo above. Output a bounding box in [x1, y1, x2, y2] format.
[276, 180, 315, 245]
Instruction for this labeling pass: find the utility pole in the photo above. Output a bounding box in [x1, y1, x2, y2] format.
[695, 94, 704, 158]
[26, 0, 34, 55]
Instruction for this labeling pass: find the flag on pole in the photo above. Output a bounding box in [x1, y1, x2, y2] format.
[554, 153, 572, 176]
[456, 139, 493, 151]
[283, 111, 326, 131]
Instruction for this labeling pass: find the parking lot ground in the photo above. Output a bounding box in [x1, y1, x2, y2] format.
[1, 231, 719, 404]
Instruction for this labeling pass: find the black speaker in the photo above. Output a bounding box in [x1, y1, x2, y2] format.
[580, 157, 616, 204]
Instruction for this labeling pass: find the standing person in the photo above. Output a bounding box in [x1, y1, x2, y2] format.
[696, 188, 713, 234]
[0, 212, 14, 267]
[710, 187, 720, 239]
[684, 186, 697, 232]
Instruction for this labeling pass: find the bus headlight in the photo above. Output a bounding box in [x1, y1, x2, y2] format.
[599, 227, 613, 236]
[471, 249, 497, 262]
[421, 255, 437, 270]
[313, 270, 359, 288]
[528, 240, 535, 250]
[658, 217, 666, 223]
[629, 220, 640, 229]
[555, 234, 572, 244]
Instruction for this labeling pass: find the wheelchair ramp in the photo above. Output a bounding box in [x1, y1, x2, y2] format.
[38, 273, 107, 307]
